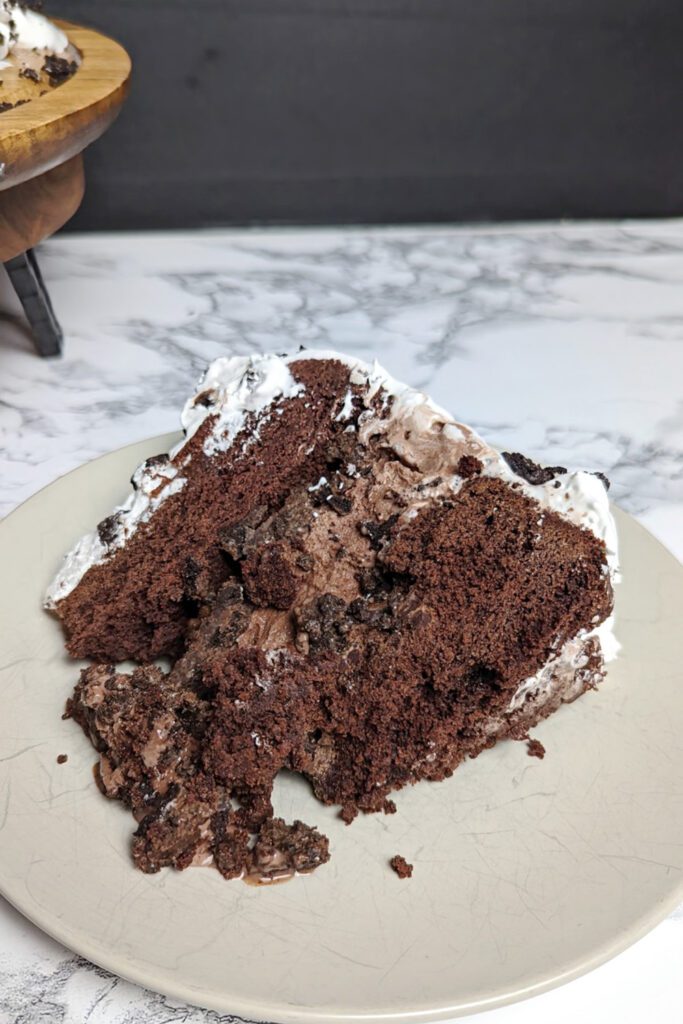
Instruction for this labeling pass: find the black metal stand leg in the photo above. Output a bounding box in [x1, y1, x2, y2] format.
[4, 249, 63, 357]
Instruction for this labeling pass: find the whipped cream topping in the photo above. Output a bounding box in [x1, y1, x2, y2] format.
[0, 2, 69, 68]
[45, 348, 620, 677]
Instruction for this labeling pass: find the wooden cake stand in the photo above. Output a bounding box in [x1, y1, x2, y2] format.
[0, 21, 131, 356]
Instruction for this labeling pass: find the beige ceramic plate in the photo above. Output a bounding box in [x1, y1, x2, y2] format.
[1, 435, 682, 1022]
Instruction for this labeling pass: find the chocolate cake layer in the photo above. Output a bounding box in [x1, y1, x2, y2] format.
[49, 359, 353, 661]
[51, 351, 619, 881]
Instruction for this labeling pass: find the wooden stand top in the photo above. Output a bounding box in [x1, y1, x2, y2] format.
[0, 21, 131, 191]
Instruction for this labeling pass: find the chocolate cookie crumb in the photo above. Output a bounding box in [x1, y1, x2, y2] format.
[592, 471, 611, 491]
[383, 798, 397, 815]
[390, 855, 413, 879]
[358, 513, 399, 549]
[97, 512, 123, 547]
[56, 753, 68, 764]
[42, 54, 78, 87]
[503, 452, 567, 486]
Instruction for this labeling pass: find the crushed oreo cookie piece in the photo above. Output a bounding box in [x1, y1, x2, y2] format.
[326, 493, 353, 515]
[143, 454, 170, 472]
[503, 452, 567, 486]
[97, 512, 123, 547]
[592, 471, 611, 491]
[358, 513, 399, 549]
[309, 475, 354, 516]
[43, 54, 78, 87]
[295, 592, 349, 652]
[19, 66, 40, 83]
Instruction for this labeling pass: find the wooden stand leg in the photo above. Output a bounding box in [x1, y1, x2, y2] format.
[0, 154, 85, 357]
[5, 250, 63, 357]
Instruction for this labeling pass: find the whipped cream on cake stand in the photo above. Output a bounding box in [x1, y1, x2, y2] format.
[0, 1, 75, 76]
[0, 6, 130, 355]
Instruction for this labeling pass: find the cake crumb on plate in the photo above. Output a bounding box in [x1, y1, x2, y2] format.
[526, 738, 546, 759]
[390, 855, 413, 879]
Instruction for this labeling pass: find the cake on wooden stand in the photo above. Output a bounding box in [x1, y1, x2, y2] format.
[0, 8, 130, 355]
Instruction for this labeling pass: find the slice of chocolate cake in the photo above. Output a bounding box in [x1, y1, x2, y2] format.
[49, 351, 619, 882]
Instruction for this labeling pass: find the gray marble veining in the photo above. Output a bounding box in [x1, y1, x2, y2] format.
[0, 221, 681, 1023]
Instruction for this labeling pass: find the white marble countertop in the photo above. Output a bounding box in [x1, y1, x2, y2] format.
[0, 222, 681, 1023]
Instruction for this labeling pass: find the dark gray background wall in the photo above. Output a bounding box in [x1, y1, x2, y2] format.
[58, 0, 683, 230]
